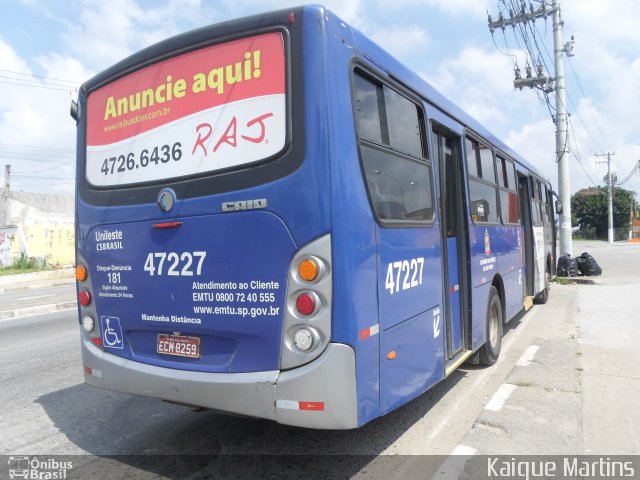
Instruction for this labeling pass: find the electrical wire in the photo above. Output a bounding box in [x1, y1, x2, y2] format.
[0, 69, 79, 86]
[490, 0, 614, 163]
[0, 143, 74, 152]
[568, 116, 600, 185]
[12, 160, 75, 174]
[567, 56, 612, 151]
[617, 161, 640, 186]
[0, 80, 76, 93]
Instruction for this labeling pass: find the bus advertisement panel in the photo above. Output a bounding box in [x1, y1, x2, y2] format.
[86, 32, 285, 187]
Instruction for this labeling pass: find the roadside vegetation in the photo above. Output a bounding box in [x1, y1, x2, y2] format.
[0, 253, 51, 276]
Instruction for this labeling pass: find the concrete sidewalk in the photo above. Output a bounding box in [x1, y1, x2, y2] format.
[0, 268, 75, 292]
[456, 240, 640, 455]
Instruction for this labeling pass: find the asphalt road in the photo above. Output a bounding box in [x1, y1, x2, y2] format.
[0, 282, 76, 320]
[0, 288, 548, 478]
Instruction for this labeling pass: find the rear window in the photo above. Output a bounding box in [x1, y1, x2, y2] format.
[85, 32, 286, 187]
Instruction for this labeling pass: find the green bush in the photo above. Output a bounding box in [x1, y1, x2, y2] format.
[12, 253, 38, 270]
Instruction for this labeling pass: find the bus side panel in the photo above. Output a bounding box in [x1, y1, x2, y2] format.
[376, 227, 444, 416]
[379, 308, 441, 414]
[494, 226, 524, 322]
[502, 268, 523, 321]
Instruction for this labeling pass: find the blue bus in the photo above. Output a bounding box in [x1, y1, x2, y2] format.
[72, 5, 556, 429]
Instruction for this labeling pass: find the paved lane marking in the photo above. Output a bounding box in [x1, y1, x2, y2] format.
[516, 345, 540, 366]
[0, 303, 77, 322]
[484, 383, 517, 411]
[17, 294, 57, 302]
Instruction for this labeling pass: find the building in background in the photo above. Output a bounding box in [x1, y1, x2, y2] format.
[0, 189, 74, 266]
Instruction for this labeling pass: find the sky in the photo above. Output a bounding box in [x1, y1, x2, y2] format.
[1, 0, 639, 197]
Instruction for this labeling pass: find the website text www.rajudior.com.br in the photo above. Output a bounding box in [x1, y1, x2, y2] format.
[103, 106, 171, 133]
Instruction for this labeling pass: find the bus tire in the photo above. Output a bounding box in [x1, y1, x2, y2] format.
[479, 286, 503, 366]
[534, 270, 550, 305]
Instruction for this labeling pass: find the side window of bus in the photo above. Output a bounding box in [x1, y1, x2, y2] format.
[506, 160, 518, 192]
[496, 156, 507, 188]
[465, 136, 499, 224]
[354, 71, 434, 224]
[498, 156, 520, 224]
[540, 182, 550, 225]
[530, 177, 542, 226]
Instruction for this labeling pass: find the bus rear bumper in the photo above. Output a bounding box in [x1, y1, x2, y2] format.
[81, 340, 358, 429]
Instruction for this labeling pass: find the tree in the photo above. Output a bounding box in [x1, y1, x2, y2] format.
[571, 186, 638, 241]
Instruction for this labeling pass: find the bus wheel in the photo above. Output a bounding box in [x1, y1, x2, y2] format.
[479, 286, 503, 366]
[534, 270, 550, 305]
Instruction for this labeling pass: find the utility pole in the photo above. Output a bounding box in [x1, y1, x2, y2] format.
[1, 165, 8, 226]
[595, 152, 616, 243]
[552, 0, 572, 256]
[488, 0, 574, 256]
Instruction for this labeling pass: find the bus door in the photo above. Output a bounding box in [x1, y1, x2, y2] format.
[518, 174, 535, 296]
[431, 122, 469, 369]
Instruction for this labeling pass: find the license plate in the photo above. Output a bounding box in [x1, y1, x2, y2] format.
[157, 334, 200, 359]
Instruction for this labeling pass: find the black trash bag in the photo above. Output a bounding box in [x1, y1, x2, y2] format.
[557, 254, 580, 277]
[576, 252, 602, 276]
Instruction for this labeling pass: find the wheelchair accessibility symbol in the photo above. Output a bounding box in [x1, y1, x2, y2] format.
[100, 316, 124, 349]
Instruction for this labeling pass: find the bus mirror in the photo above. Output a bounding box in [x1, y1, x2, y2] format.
[555, 200, 563, 215]
[70, 100, 78, 122]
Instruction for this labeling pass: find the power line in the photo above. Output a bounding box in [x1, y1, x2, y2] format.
[0, 158, 70, 166]
[617, 160, 640, 186]
[13, 161, 75, 174]
[12, 181, 74, 187]
[11, 174, 73, 180]
[0, 143, 74, 152]
[566, 56, 612, 151]
[0, 79, 76, 92]
[568, 117, 599, 186]
[0, 69, 79, 86]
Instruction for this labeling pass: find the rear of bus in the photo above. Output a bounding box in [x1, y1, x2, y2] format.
[74, 7, 359, 429]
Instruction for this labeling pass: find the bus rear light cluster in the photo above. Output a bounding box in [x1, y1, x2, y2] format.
[76, 259, 102, 349]
[280, 235, 333, 370]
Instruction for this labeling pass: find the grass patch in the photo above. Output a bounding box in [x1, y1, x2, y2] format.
[554, 276, 571, 285]
[0, 253, 51, 276]
[576, 367, 584, 372]
[514, 381, 536, 387]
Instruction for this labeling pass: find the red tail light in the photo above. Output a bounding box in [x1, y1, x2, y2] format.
[296, 293, 316, 316]
[79, 290, 91, 306]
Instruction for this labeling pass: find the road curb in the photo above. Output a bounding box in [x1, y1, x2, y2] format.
[0, 268, 74, 288]
[0, 278, 75, 293]
[0, 301, 77, 321]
